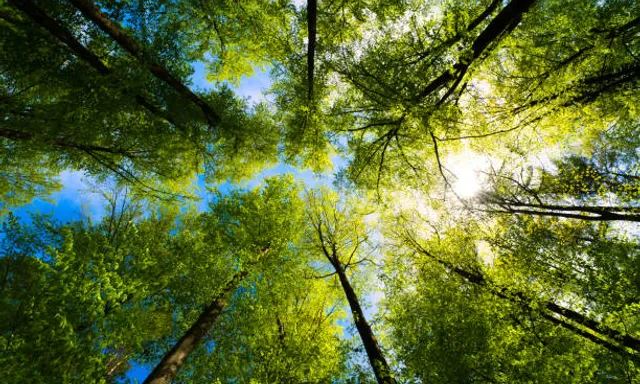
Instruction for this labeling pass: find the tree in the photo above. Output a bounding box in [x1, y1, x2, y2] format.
[277, 0, 639, 190]
[305, 189, 396, 384]
[176, 259, 346, 383]
[145, 178, 352, 383]
[1, 0, 288, 206]
[0, 177, 347, 383]
[383, 220, 640, 382]
[0, 191, 185, 383]
[479, 121, 640, 222]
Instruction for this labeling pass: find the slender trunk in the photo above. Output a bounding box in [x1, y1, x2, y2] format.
[335, 265, 396, 384]
[306, 0, 317, 101]
[68, 0, 220, 126]
[470, 0, 536, 59]
[517, 63, 640, 110]
[8, 0, 108, 74]
[407, 0, 500, 70]
[497, 201, 640, 215]
[416, 0, 536, 101]
[420, 250, 640, 356]
[467, 0, 502, 31]
[492, 206, 640, 222]
[144, 247, 268, 384]
[545, 301, 640, 353]
[143, 271, 246, 384]
[0, 127, 136, 157]
[484, 195, 640, 222]
[8, 0, 177, 126]
[539, 311, 634, 359]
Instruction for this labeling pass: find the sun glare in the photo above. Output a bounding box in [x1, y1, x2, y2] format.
[445, 151, 490, 199]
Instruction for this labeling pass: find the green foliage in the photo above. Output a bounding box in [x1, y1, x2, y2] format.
[2, 0, 640, 382]
[1, 0, 283, 209]
[0, 198, 184, 383]
[384, 224, 639, 383]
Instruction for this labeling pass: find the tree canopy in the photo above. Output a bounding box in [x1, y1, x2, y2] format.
[1, 0, 639, 382]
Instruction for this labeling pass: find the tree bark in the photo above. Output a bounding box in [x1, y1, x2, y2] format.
[335, 264, 396, 384]
[143, 271, 246, 384]
[69, 0, 220, 126]
[470, 0, 536, 60]
[144, 247, 268, 384]
[0, 127, 136, 157]
[539, 311, 634, 359]
[487, 204, 640, 222]
[9, 0, 108, 74]
[516, 63, 640, 110]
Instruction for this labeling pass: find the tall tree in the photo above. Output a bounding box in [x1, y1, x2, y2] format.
[383, 219, 640, 382]
[479, 122, 640, 222]
[1, 0, 286, 207]
[306, 189, 396, 384]
[0, 191, 186, 383]
[143, 176, 313, 383]
[177, 258, 347, 383]
[272, 0, 639, 190]
[2, 0, 640, 381]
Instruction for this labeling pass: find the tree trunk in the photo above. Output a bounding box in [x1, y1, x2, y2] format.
[539, 311, 634, 360]
[416, 0, 536, 101]
[489, 204, 640, 222]
[69, 0, 220, 126]
[306, 0, 317, 101]
[144, 247, 269, 384]
[8, 0, 108, 74]
[335, 265, 396, 384]
[143, 271, 246, 384]
[470, 0, 536, 59]
[0, 127, 136, 157]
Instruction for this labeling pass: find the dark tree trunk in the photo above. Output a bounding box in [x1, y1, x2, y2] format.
[486, 200, 640, 222]
[69, 0, 220, 126]
[517, 63, 640, 110]
[306, 0, 317, 101]
[143, 271, 246, 384]
[144, 247, 269, 384]
[0, 127, 136, 157]
[8, 0, 109, 74]
[470, 0, 536, 59]
[335, 265, 396, 384]
[416, 0, 536, 101]
[467, 0, 502, 31]
[539, 311, 634, 359]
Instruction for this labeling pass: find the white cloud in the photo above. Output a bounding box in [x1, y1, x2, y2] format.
[234, 69, 272, 104]
[292, 0, 306, 9]
[53, 170, 107, 221]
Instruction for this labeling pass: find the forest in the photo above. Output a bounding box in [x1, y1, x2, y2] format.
[1, 0, 639, 382]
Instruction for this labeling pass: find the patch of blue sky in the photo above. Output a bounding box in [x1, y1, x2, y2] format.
[195, 160, 343, 212]
[119, 362, 148, 384]
[190, 61, 272, 105]
[7, 61, 341, 221]
[8, 170, 107, 225]
[190, 61, 346, 210]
